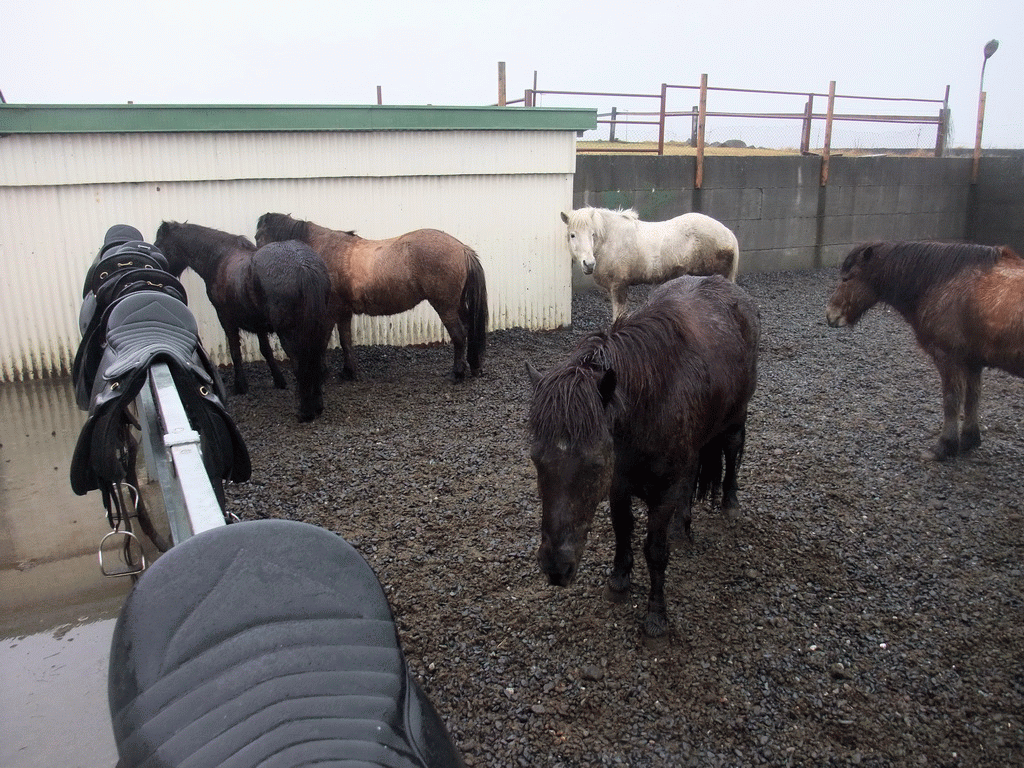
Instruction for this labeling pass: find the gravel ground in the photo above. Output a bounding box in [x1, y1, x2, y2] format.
[222, 268, 1023, 768]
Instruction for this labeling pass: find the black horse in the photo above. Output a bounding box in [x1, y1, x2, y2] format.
[527, 275, 760, 637]
[155, 222, 333, 422]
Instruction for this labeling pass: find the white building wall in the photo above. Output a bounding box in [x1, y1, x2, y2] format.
[0, 129, 577, 380]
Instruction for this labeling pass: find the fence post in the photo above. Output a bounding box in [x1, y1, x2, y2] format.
[972, 91, 986, 183]
[498, 61, 506, 106]
[609, 107, 617, 141]
[524, 89, 533, 107]
[695, 74, 708, 189]
[657, 83, 667, 155]
[934, 84, 949, 157]
[376, 86, 383, 106]
[800, 94, 814, 154]
[690, 106, 698, 146]
[820, 81, 835, 186]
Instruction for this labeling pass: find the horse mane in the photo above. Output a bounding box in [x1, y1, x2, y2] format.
[529, 362, 610, 448]
[565, 207, 639, 240]
[852, 241, 1008, 305]
[597, 303, 693, 402]
[158, 221, 255, 254]
[530, 299, 692, 446]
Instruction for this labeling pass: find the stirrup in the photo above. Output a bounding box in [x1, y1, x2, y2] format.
[99, 529, 146, 577]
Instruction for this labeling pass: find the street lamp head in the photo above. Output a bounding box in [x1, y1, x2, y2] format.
[984, 39, 999, 60]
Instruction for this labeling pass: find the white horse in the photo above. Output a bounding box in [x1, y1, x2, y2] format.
[561, 207, 740, 319]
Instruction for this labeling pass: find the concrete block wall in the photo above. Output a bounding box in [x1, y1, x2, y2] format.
[971, 155, 1024, 255]
[572, 154, 978, 274]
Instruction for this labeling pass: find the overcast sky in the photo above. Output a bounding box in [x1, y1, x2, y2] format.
[2, 0, 1019, 149]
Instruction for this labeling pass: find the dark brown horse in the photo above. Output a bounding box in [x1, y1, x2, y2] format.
[154, 221, 333, 422]
[255, 212, 488, 383]
[827, 240, 1024, 460]
[527, 275, 760, 637]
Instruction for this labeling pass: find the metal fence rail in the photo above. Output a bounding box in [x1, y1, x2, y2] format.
[138, 362, 226, 545]
[520, 74, 951, 187]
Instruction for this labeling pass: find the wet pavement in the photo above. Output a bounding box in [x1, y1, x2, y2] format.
[1, 377, 132, 768]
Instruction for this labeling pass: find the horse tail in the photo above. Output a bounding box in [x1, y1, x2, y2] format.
[461, 249, 488, 375]
[694, 424, 745, 504]
[283, 255, 332, 420]
[727, 230, 740, 281]
[294, 256, 333, 354]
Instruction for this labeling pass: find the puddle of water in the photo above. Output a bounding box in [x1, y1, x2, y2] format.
[1, 377, 133, 767]
[1, 618, 121, 768]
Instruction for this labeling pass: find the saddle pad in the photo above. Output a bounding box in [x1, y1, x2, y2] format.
[109, 520, 465, 768]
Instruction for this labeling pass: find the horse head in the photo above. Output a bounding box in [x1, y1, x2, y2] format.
[527, 359, 617, 587]
[256, 212, 303, 248]
[826, 243, 881, 327]
[153, 221, 191, 277]
[561, 210, 600, 275]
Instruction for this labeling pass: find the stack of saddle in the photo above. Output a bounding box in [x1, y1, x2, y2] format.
[109, 519, 466, 767]
[70, 225, 250, 503]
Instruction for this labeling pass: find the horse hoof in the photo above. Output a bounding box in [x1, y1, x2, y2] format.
[643, 612, 669, 638]
[723, 505, 742, 522]
[668, 523, 692, 545]
[605, 586, 630, 604]
[928, 440, 958, 461]
[960, 428, 982, 453]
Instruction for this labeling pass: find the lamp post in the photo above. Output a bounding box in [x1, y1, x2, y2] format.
[972, 39, 999, 183]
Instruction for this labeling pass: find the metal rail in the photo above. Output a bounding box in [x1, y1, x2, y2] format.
[138, 362, 226, 544]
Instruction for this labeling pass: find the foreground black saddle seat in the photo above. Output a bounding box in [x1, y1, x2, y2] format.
[108, 519, 466, 768]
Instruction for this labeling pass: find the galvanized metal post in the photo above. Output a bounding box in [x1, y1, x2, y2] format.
[609, 107, 617, 141]
[934, 84, 949, 157]
[140, 363, 227, 542]
[800, 94, 814, 154]
[498, 61, 506, 106]
[657, 83, 667, 155]
[972, 92, 986, 183]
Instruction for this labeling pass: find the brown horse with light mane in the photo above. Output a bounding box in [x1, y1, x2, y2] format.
[256, 212, 488, 382]
[826, 240, 1024, 460]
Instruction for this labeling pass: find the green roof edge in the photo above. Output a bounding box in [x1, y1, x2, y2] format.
[0, 104, 597, 134]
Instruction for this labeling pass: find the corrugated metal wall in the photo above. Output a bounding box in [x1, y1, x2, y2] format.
[0, 130, 577, 380]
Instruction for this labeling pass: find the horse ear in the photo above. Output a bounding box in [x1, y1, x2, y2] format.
[560, 211, 569, 224]
[525, 360, 544, 388]
[598, 368, 616, 407]
[861, 245, 874, 262]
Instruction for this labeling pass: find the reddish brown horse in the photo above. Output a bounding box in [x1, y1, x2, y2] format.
[255, 212, 488, 382]
[826, 240, 1024, 460]
[527, 275, 760, 637]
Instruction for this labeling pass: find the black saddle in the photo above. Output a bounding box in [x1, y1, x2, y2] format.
[70, 224, 250, 501]
[108, 519, 466, 768]
[70, 290, 250, 497]
[73, 266, 192, 411]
